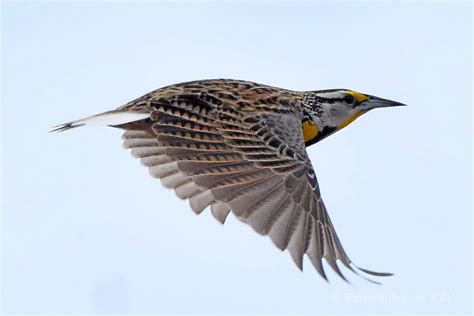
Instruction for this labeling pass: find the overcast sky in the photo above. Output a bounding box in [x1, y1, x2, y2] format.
[1, 1, 472, 315]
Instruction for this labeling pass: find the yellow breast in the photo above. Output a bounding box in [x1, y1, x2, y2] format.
[301, 120, 319, 143]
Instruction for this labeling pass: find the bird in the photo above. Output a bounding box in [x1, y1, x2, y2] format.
[52, 79, 405, 283]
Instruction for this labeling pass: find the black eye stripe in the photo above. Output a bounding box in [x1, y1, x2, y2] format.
[315, 96, 356, 104]
[343, 94, 355, 104]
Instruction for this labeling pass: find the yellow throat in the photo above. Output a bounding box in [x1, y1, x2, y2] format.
[337, 110, 368, 130]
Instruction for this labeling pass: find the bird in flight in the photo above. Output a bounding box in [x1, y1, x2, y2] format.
[52, 79, 405, 283]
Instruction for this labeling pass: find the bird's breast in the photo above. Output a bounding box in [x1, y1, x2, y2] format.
[301, 120, 319, 144]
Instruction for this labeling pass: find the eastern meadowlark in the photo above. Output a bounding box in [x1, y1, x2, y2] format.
[52, 79, 405, 283]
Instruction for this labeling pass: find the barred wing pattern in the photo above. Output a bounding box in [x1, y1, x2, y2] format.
[121, 92, 390, 282]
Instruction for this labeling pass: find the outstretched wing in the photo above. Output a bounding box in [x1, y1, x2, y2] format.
[120, 93, 392, 282]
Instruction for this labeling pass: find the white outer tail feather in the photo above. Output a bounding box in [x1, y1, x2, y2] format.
[50, 111, 150, 132]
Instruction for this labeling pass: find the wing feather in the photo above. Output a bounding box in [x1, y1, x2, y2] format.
[287, 208, 308, 270]
[118, 91, 392, 282]
[210, 202, 231, 224]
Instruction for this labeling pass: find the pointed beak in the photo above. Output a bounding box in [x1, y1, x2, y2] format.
[361, 95, 407, 110]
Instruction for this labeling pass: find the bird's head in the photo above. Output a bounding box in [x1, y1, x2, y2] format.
[302, 89, 406, 146]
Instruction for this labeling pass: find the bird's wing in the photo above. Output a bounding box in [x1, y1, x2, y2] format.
[121, 93, 391, 282]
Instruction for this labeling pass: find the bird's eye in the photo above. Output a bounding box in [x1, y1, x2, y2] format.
[343, 94, 355, 104]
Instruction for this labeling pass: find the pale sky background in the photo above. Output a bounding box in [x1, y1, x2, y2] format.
[1, 1, 472, 315]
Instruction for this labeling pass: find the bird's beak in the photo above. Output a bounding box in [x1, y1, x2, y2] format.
[361, 95, 406, 110]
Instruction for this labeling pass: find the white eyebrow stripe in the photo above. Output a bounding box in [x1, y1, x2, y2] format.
[315, 91, 345, 99]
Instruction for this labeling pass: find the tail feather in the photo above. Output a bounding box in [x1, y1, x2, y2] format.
[50, 110, 150, 133]
[50, 122, 86, 133]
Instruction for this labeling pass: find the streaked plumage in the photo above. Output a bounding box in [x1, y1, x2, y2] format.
[52, 79, 405, 283]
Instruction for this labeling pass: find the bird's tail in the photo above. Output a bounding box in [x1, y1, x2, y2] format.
[50, 110, 151, 133]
